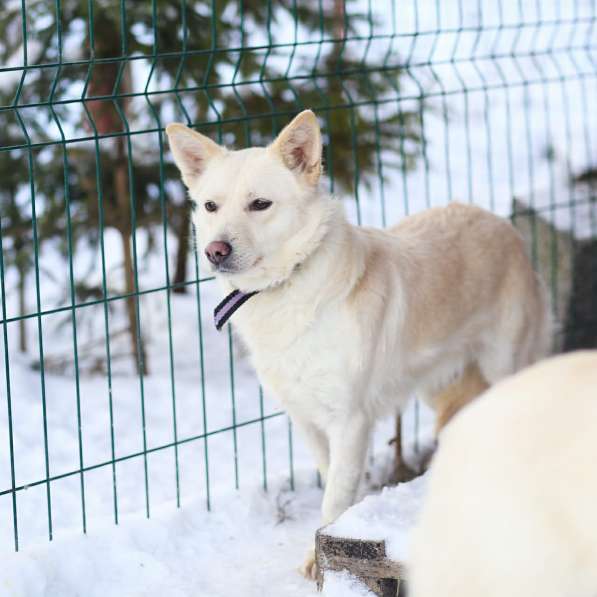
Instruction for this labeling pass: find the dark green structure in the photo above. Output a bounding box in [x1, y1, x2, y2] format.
[0, 1, 595, 551]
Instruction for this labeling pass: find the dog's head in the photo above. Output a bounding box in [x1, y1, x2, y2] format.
[166, 110, 334, 291]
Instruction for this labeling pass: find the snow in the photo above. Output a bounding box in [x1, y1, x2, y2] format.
[0, 0, 594, 595]
[0, 475, 324, 597]
[0, 434, 428, 597]
[326, 475, 428, 563]
[321, 571, 375, 597]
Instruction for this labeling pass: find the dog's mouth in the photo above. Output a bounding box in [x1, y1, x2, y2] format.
[214, 256, 262, 275]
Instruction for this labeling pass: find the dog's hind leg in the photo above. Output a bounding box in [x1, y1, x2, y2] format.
[433, 362, 489, 431]
[389, 414, 419, 483]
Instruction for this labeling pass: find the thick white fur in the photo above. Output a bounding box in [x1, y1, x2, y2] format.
[166, 111, 550, 576]
[409, 351, 597, 597]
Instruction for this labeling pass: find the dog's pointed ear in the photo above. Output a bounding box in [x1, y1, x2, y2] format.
[166, 123, 225, 187]
[269, 110, 322, 186]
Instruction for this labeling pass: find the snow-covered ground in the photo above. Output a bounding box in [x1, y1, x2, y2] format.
[0, 474, 324, 597]
[0, 0, 595, 595]
[0, 463, 426, 597]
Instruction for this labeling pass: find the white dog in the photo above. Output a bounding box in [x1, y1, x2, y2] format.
[166, 110, 549, 577]
[409, 351, 597, 597]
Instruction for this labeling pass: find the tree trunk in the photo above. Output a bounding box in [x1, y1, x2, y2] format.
[334, 0, 345, 38]
[172, 205, 191, 294]
[17, 263, 26, 353]
[114, 138, 148, 375]
[117, 222, 148, 375]
[10, 188, 27, 353]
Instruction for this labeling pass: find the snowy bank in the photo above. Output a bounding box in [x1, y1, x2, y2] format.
[325, 475, 428, 563]
[0, 475, 324, 597]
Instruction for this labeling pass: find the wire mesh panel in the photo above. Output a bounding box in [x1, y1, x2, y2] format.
[0, 0, 595, 551]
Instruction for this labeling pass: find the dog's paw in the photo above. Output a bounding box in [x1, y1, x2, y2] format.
[299, 548, 319, 581]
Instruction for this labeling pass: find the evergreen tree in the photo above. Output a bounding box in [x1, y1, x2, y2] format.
[0, 0, 422, 372]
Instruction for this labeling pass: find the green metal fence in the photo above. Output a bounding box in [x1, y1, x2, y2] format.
[0, 0, 596, 551]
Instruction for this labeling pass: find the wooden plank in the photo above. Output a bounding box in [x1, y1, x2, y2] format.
[316, 528, 406, 597]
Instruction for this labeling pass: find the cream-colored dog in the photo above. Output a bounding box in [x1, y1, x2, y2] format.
[409, 351, 597, 597]
[166, 110, 550, 577]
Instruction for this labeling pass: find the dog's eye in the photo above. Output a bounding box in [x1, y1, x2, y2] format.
[248, 198, 272, 212]
[204, 201, 218, 213]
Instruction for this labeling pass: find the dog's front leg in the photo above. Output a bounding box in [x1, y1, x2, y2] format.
[290, 412, 330, 482]
[321, 413, 370, 524]
[300, 413, 370, 580]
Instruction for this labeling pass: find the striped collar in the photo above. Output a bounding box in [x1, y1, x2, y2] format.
[214, 289, 259, 331]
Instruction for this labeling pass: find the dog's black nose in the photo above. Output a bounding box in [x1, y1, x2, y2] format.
[205, 241, 232, 266]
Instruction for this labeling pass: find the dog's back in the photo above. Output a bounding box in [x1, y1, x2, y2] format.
[359, 202, 551, 426]
[387, 202, 551, 373]
[409, 351, 597, 597]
